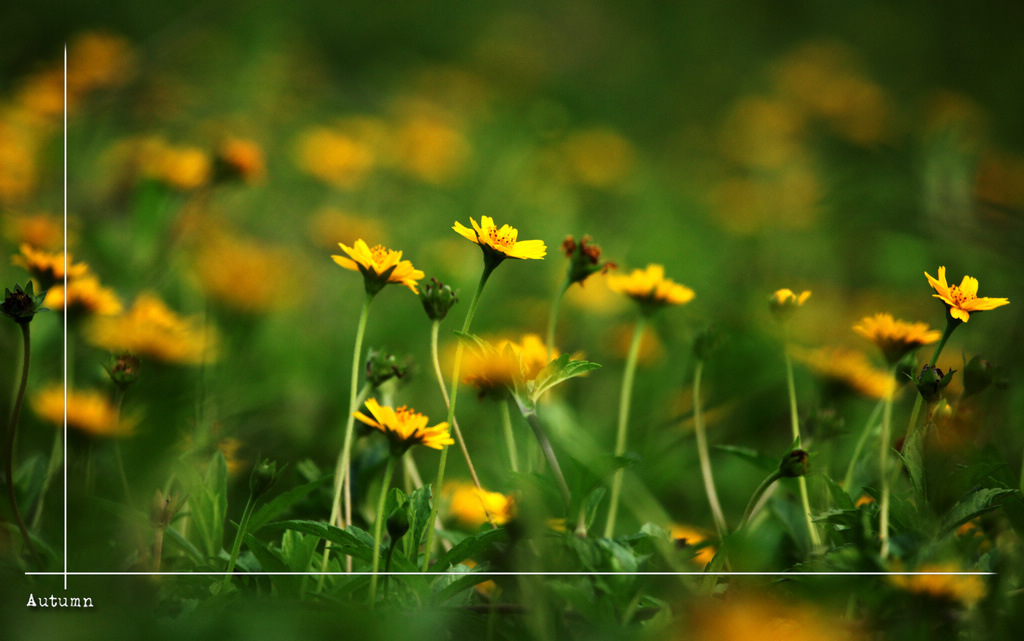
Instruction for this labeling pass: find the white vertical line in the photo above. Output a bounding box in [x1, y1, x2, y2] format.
[63, 44, 69, 593]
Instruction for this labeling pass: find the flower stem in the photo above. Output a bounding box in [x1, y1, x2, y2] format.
[783, 342, 821, 548]
[842, 399, 886, 493]
[738, 470, 783, 532]
[222, 493, 256, 589]
[421, 265, 492, 571]
[693, 360, 727, 538]
[5, 322, 40, 565]
[878, 364, 898, 559]
[429, 320, 486, 496]
[369, 456, 397, 605]
[545, 274, 571, 361]
[604, 315, 647, 538]
[112, 388, 133, 507]
[522, 409, 572, 509]
[500, 397, 519, 473]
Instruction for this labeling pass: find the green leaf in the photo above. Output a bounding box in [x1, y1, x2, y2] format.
[280, 529, 320, 572]
[404, 485, 434, 561]
[823, 474, 855, 512]
[530, 354, 601, 403]
[898, 426, 927, 504]
[431, 565, 490, 605]
[182, 451, 228, 560]
[263, 520, 419, 571]
[242, 533, 299, 596]
[248, 474, 332, 534]
[429, 527, 507, 572]
[938, 488, 1018, 537]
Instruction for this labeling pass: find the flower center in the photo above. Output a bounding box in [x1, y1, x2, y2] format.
[949, 286, 973, 307]
[487, 228, 515, 250]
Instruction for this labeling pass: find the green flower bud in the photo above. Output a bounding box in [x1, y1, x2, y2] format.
[1, 282, 47, 325]
[106, 352, 141, 390]
[386, 504, 410, 542]
[693, 325, 726, 361]
[249, 458, 281, 499]
[366, 348, 409, 387]
[915, 364, 955, 405]
[963, 356, 992, 398]
[779, 449, 810, 478]
[419, 277, 459, 321]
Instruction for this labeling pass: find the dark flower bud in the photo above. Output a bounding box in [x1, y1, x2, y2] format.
[106, 352, 141, 389]
[419, 277, 459, 321]
[915, 364, 955, 405]
[1, 282, 47, 324]
[386, 504, 410, 542]
[963, 356, 992, 398]
[249, 458, 282, 499]
[779, 449, 810, 478]
[562, 235, 615, 286]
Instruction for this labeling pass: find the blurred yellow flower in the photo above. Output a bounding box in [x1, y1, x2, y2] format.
[306, 207, 385, 251]
[560, 127, 636, 189]
[719, 96, 807, 170]
[453, 216, 547, 262]
[853, 313, 941, 364]
[611, 321, 664, 364]
[668, 524, 715, 567]
[218, 437, 246, 477]
[193, 232, 302, 313]
[393, 113, 470, 184]
[2, 212, 67, 250]
[215, 137, 265, 184]
[43, 275, 123, 318]
[444, 480, 515, 528]
[86, 293, 219, 364]
[889, 563, 987, 606]
[789, 345, 894, 399]
[122, 136, 212, 190]
[66, 31, 135, 96]
[607, 264, 694, 311]
[925, 266, 1009, 322]
[32, 385, 137, 438]
[11, 243, 89, 288]
[686, 593, 862, 641]
[0, 116, 39, 204]
[332, 239, 424, 295]
[462, 333, 555, 398]
[354, 398, 453, 452]
[294, 123, 379, 189]
[769, 288, 810, 322]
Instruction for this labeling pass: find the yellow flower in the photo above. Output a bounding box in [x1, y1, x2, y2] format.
[443, 480, 515, 528]
[668, 524, 716, 567]
[32, 384, 137, 438]
[789, 345, 894, 399]
[853, 313, 941, 364]
[461, 333, 555, 398]
[3, 212, 68, 251]
[43, 275, 123, 318]
[925, 266, 1009, 322]
[686, 593, 861, 641]
[889, 562, 987, 606]
[452, 216, 547, 263]
[332, 239, 424, 295]
[607, 264, 695, 313]
[392, 113, 470, 184]
[215, 137, 265, 184]
[768, 288, 811, 322]
[354, 398, 453, 453]
[193, 231, 303, 313]
[12, 243, 89, 289]
[86, 293, 219, 364]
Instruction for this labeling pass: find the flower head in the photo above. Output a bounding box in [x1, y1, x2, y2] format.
[85, 293, 219, 364]
[853, 313, 941, 365]
[354, 398, 452, 454]
[561, 235, 616, 286]
[332, 239, 424, 295]
[2, 281, 47, 324]
[43, 274, 123, 319]
[32, 385, 137, 438]
[419, 277, 459, 321]
[462, 333, 554, 399]
[790, 345, 895, 399]
[607, 264, 694, 314]
[443, 481, 515, 528]
[12, 244, 89, 290]
[769, 288, 811, 321]
[452, 216, 546, 269]
[889, 562, 987, 606]
[926, 266, 1009, 322]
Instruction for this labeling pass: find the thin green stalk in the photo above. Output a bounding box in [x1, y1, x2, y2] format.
[842, 399, 886, 492]
[523, 410, 571, 509]
[222, 493, 256, 588]
[5, 322, 39, 564]
[739, 470, 783, 532]
[429, 320, 486, 494]
[783, 345, 821, 548]
[545, 274, 571, 361]
[604, 315, 646, 538]
[422, 265, 493, 571]
[693, 360, 727, 538]
[500, 397, 519, 473]
[879, 364, 898, 559]
[111, 388, 132, 507]
[369, 456, 397, 605]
